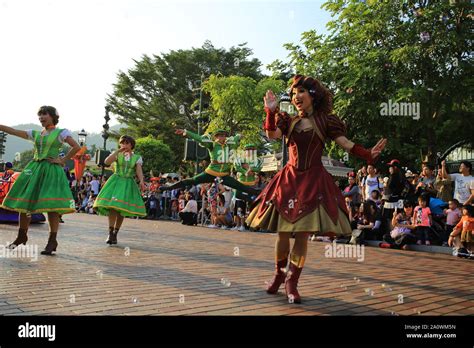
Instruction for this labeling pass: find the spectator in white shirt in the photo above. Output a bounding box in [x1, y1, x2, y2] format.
[441, 160, 474, 205]
[179, 192, 198, 225]
[90, 175, 100, 195]
[363, 164, 381, 201]
[220, 185, 233, 208]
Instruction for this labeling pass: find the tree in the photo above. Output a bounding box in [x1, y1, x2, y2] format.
[134, 136, 174, 177]
[87, 144, 97, 156]
[12, 149, 35, 171]
[107, 41, 264, 168]
[202, 75, 286, 148]
[269, 0, 473, 171]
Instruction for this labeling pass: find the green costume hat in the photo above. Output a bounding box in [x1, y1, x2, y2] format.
[213, 129, 229, 137]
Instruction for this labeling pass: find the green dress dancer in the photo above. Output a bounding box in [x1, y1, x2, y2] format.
[1, 105, 82, 256]
[94, 152, 146, 217]
[3, 128, 76, 215]
[161, 129, 259, 200]
[93, 144, 146, 244]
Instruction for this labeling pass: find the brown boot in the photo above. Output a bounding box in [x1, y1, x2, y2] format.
[41, 233, 58, 255]
[7, 228, 28, 249]
[110, 228, 119, 245]
[106, 227, 114, 244]
[266, 258, 288, 294]
[285, 263, 303, 304]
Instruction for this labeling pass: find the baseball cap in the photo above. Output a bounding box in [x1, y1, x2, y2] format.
[387, 159, 401, 167]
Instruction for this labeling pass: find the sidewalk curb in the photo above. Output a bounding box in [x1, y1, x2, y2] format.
[364, 240, 453, 255]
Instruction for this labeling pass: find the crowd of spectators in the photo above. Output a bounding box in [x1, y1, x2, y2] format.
[64, 158, 473, 259]
[343, 160, 473, 258]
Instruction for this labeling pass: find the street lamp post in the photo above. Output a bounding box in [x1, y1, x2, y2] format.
[197, 74, 203, 174]
[78, 129, 88, 147]
[192, 73, 205, 175]
[278, 93, 295, 167]
[0, 131, 7, 163]
[101, 106, 111, 178]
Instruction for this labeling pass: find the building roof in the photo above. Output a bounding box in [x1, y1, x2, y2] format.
[260, 153, 352, 178]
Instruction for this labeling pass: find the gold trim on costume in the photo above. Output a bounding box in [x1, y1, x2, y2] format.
[303, 120, 316, 169]
[95, 205, 147, 216]
[290, 254, 306, 268]
[286, 116, 302, 144]
[241, 180, 257, 186]
[0, 205, 75, 214]
[205, 168, 230, 177]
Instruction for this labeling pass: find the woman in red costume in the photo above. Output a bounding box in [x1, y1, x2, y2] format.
[246, 75, 387, 303]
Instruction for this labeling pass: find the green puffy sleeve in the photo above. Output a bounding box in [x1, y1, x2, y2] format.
[184, 129, 213, 149]
[226, 133, 241, 149]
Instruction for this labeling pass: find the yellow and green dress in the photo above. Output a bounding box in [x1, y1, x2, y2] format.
[93, 152, 146, 217]
[2, 128, 75, 214]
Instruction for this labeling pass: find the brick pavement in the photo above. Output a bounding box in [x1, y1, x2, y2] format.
[0, 214, 472, 315]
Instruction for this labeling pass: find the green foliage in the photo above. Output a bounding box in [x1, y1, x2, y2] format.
[12, 149, 34, 170]
[202, 75, 286, 148]
[269, 0, 473, 171]
[134, 136, 174, 177]
[107, 41, 263, 168]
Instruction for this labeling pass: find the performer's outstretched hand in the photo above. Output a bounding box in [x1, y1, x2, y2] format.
[371, 138, 387, 160]
[264, 90, 278, 112]
[175, 129, 185, 136]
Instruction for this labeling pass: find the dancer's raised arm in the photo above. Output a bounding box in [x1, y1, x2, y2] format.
[335, 136, 387, 165]
[0, 124, 29, 140]
[263, 90, 282, 139]
[175, 128, 213, 148]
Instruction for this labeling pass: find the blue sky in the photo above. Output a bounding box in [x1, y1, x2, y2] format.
[0, 0, 332, 132]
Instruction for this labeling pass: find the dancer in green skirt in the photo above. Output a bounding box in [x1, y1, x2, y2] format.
[0, 106, 81, 255]
[93, 135, 146, 244]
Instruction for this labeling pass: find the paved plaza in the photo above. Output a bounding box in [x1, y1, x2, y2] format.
[0, 214, 472, 316]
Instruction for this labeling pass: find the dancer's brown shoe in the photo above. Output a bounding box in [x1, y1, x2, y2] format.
[110, 228, 119, 245]
[106, 227, 114, 244]
[7, 228, 28, 249]
[41, 233, 58, 255]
